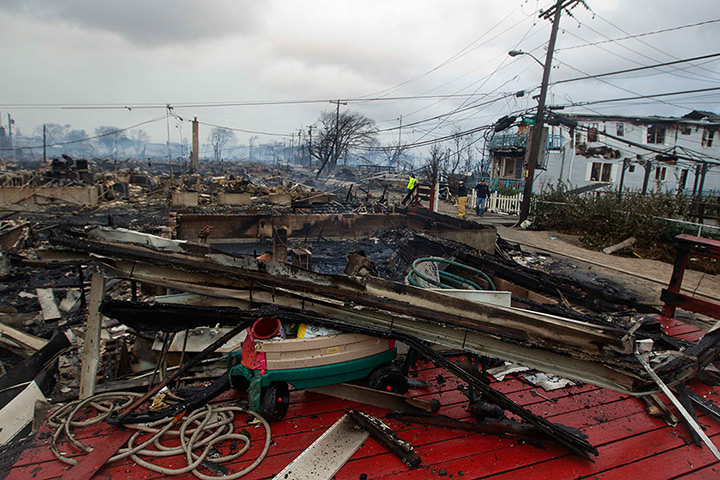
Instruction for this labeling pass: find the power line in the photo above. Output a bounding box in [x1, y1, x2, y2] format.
[560, 29, 720, 85]
[197, 120, 293, 138]
[589, 13, 720, 82]
[557, 86, 720, 108]
[552, 53, 720, 85]
[0, 115, 167, 151]
[557, 18, 720, 51]
[0, 92, 523, 111]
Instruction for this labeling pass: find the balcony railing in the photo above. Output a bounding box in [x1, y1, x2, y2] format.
[488, 134, 563, 151]
[475, 176, 525, 191]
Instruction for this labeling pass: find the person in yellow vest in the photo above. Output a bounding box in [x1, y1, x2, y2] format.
[402, 174, 418, 205]
[457, 179, 468, 217]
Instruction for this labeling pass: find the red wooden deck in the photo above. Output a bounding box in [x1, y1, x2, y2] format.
[2, 317, 719, 480]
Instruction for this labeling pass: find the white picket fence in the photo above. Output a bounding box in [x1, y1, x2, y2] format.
[469, 191, 523, 215]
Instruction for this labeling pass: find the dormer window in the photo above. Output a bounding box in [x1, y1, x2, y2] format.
[702, 128, 715, 147]
[647, 124, 665, 144]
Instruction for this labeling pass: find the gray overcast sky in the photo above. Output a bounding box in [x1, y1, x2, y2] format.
[1, 0, 719, 152]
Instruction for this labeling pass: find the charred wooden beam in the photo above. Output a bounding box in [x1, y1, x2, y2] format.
[387, 412, 553, 445]
[346, 410, 422, 469]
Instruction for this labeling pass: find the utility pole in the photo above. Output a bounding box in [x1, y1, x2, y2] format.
[191, 117, 199, 169]
[330, 100, 347, 173]
[166, 105, 173, 180]
[298, 129, 302, 166]
[7, 114, 13, 152]
[43, 124, 47, 162]
[396, 115, 402, 168]
[308, 125, 313, 168]
[517, 0, 576, 224]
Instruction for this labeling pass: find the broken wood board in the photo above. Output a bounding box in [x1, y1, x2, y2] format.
[0, 381, 46, 445]
[272, 414, 368, 480]
[308, 383, 436, 414]
[603, 237, 636, 255]
[59, 288, 83, 313]
[0, 332, 70, 409]
[151, 327, 247, 353]
[56, 227, 720, 396]
[36, 288, 62, 321]
[58, 427, 134, 480]
[0, 323, 49, 352]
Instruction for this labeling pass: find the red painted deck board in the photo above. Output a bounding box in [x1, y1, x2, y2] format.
[3, 357, 720, 479]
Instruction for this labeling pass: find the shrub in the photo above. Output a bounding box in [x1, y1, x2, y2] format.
[532, 183, 702, 264]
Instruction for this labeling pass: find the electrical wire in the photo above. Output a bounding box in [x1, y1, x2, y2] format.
[551, 53, 720, 85]
[558, 18, 720, 52]
[0, 115, 167, 152]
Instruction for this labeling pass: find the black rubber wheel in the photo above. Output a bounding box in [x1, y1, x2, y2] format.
[259, 381, 290, 421]
[368, 365, 408, 394]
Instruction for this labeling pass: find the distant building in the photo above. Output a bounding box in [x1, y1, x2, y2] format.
[488, 110, 720, 195]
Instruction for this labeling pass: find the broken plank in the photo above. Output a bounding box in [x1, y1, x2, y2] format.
[0, 332, 70, 409]
[79, 274, 106, 400]
[346, 410, 422, 469]
[272, 414, 369, 480]
[58, 427, 133, 480]
[59, 288, 83, 313]
[36, 288, 61, 321]
[603, 236, 636, 255]
[308, 383, 437, 414]
[0, 323, 49, 352]
[0, 381, 46, 445]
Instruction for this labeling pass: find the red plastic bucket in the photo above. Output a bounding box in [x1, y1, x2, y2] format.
[252, 317, 282, 339]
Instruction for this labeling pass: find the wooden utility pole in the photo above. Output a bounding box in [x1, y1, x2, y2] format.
[43, 124, 47, 163]
[396, 115, 403, 167]
[191, 117, 199, 169]
[308, 125, 313, 168]
[330, 100, 347, 172]
[7, 114, 12, 152]
[518, 0, 576, 224]
[641, 159, 653, 195]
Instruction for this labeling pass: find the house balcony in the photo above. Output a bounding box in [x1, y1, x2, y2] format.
[488, 134, 563, 152]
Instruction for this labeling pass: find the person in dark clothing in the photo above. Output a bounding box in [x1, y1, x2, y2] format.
[474, 180, 491, 216]
[457, 180, 468, 217]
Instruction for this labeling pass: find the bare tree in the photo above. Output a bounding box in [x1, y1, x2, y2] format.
[421, 143, 445, 187]
[130, 129, 150, 157]
[209, 127, 235, 161]
[35, 123, 70, 145]
[94, 126, 127, 156]
[449, 126, 479, 176]
[311, 109, 378, 177]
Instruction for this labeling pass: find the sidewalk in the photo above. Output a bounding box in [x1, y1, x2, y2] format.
[434, 199, 719, 322]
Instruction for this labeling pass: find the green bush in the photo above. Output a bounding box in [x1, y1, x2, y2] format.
[533, 182, 699, 262]
[494, 186, 521, 196]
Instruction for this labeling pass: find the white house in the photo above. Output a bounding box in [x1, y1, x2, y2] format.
[488, 110, 720, 196]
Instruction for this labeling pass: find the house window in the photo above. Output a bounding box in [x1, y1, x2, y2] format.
[680, 125, 692, 135]
[628, 164, 636, 173]
[655, 166, 667, 182]
[702, 129, 715, 147]
[588, 123, 599, 142]
[575, 131, 584, 144]
[616, 123, 625, 136]
[647, 124, 666, 144]
[590, 162, 612, 182]
[679, 168, 689, 190]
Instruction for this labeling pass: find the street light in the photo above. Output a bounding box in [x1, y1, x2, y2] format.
[507, 2, 563, 225]
[508, 50, 545, 68]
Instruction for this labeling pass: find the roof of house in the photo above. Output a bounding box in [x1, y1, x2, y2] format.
[564, 111, 720, 126]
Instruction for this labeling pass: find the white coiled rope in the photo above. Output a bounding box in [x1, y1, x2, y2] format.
[49, 392, 271, 479]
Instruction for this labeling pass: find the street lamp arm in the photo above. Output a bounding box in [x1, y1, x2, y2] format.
[508, 50, 545, 68]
